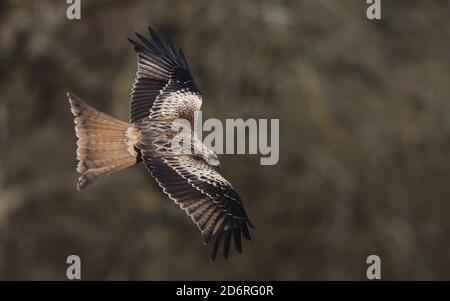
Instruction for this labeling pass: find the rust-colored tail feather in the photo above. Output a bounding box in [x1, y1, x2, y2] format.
[68, 93, 140, 190]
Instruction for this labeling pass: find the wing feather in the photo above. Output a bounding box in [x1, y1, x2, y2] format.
[128, 28, 201, 124]
[141, 153, 253, 260]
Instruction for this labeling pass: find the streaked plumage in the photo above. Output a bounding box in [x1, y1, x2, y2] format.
[68, 27, 253, 260]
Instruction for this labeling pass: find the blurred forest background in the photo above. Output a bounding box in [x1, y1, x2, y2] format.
[1, 0, 450, 280]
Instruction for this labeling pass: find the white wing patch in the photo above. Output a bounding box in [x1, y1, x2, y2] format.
[149, 83, 202, 122]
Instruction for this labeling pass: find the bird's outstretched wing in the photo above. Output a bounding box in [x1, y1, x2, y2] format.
[136, 121, 254, 260]
[130, 28, 254, 260]
[128, 28, 202, 125]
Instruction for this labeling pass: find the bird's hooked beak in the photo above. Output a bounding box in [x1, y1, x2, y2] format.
[211, 157, 220, 168]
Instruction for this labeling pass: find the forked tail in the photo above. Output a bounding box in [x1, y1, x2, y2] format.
[68, 93, 140, 190]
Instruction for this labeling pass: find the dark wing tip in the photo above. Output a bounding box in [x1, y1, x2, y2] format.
[208, 232, 221, 261]
[134, 32, 146, 41]
[127, 37, 142, 50]
[246, 214, 255, 229]
[207, 221, 253, 261]
[233, 227, 242, 253]
[130, 27, 184, 64]
[222, 230, 232, 259]
[148, 27, 160, 42]
[148, 26, 157, 36]
[206, 197, 254, 260]
[163, 32, 178, 59]
[148, 27, 166, 52]
[178, 48, 189, 69]
[241, 222, 252, 241]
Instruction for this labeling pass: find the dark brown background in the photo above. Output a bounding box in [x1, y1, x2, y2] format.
[1, 0, 449, 280]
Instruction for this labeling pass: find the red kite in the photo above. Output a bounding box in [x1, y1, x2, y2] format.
[68, 28, 253, 260]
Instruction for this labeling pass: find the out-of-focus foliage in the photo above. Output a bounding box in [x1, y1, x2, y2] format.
[1, 0, 450, 280]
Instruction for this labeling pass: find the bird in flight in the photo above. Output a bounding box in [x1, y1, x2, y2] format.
[68, 28, 253, 260]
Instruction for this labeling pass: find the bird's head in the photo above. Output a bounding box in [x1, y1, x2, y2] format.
[205, 151, 220, 167]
